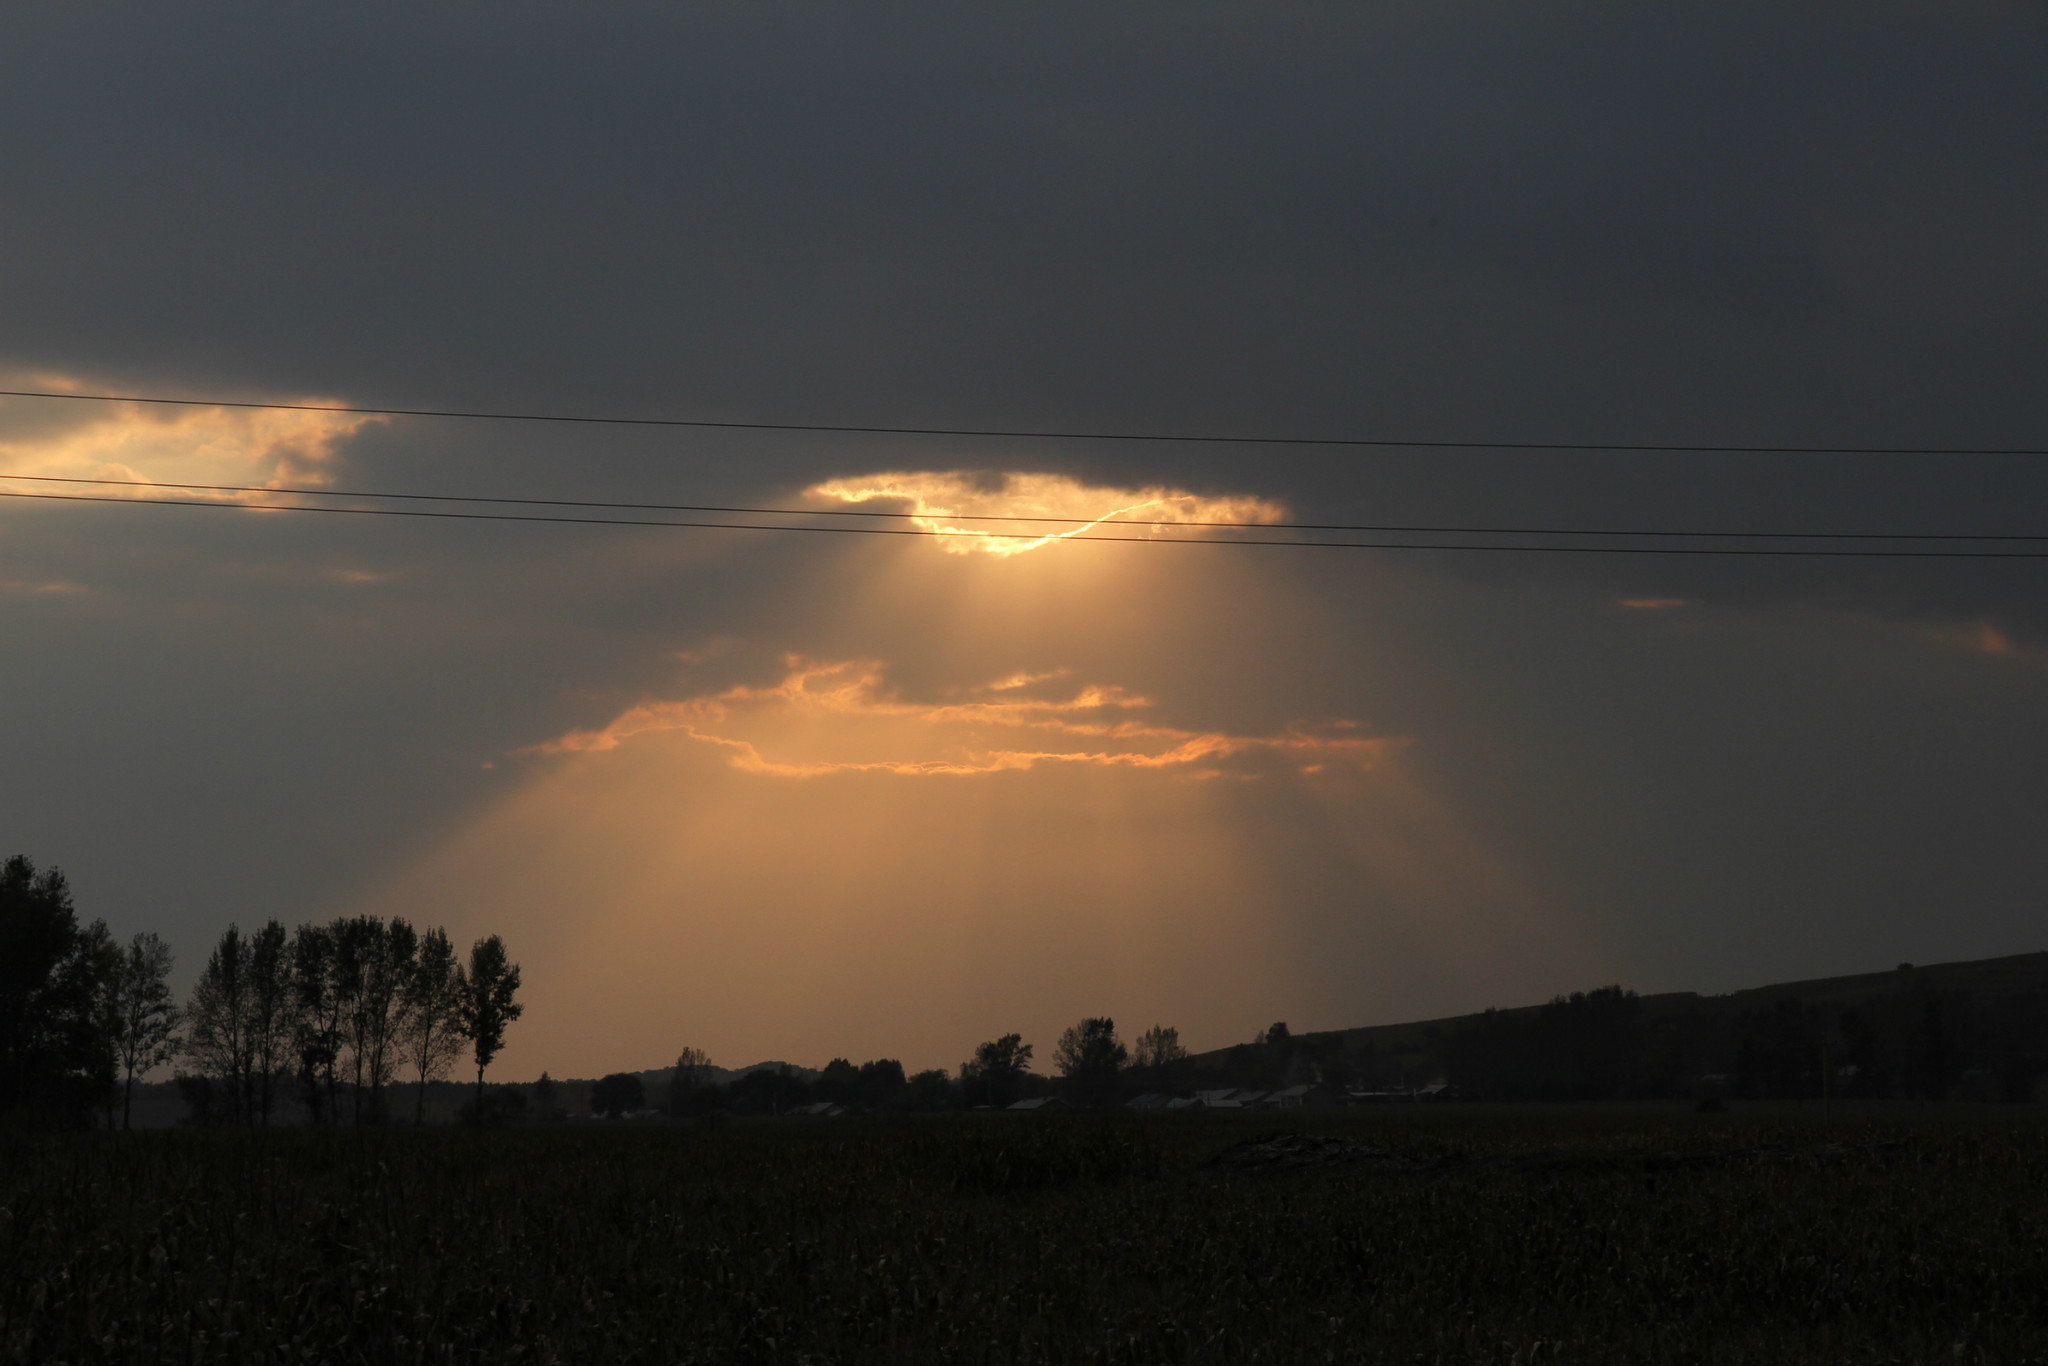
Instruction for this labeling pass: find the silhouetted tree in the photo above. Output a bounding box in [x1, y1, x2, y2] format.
[666, 1046, 713, 1116]
[185, 926, 255, 1123]
[816, 1057, 860, 1104]
[903, 1068, 960, 1111]
[247, 920, 293, 1124]
[591, 1072, 645, 1117]
[1130, 1024, 1191, 1092]
[457, 934, 523, 1122]
[332, 916, 386, 1121]
[0, 856, 116, 1125]
[0, 855, 77, 1115]
[961, 1033, 1033, 1108]
[82, 921, 122, 1129]
[532, 1070, 563, 1120]
[856, 1058, 907, 1109]
[358, 918, 417, 1122]
[290, 922, 343, 1123]
[727, 1064, 807, 1115]
[325, 917, 370, 1118]
[113, 932, 180, 1131]
[398, 926, 467, 1125]
[1132, 1025, 1186, 1070]
[1054, 1017, 1128, 1109]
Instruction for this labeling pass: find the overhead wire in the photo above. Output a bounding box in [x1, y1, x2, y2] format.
[1, 387, 2043, 457]
[6, 486, 2048, 557]
[2, 472, 2044, 543]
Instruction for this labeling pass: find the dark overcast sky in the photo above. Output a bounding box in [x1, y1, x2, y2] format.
[2, 3, 2044, 1074]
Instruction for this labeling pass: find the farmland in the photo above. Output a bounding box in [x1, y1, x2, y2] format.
[4, 1105, 2046, 1365]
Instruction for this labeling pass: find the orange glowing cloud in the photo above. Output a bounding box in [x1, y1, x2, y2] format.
[803, 471, 1286, 556]
[1914, 619, 2043, 662]
[532, 658, 1395, 778]
[0, 374, 380, 504]
[1618, 597, 1690, 610]
[1972, 623, 2015, 656]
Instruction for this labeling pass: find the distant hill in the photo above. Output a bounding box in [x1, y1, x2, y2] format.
[1194, 949, 2048, 1102]
[1254, 949, 2048, 1060]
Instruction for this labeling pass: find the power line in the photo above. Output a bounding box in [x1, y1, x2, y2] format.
[5, 472, 2043, 543]
[6, 487, 2048, 557]
[1, 387, 2041, 457]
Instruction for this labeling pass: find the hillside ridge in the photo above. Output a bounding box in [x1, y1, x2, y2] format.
[1196, 947, 2048, 1065]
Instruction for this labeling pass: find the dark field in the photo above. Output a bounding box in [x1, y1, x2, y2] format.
[5, 1106, 2046, 1365]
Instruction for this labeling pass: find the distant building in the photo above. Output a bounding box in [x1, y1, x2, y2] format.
[1125, 1093, 1170, 1111]
[1193, 1089, 1264, 1109]
[1256, 1084, 1317, 1109]
[1006, 1096, 1069, 1113]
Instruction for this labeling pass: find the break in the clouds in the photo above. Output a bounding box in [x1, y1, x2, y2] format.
[805, 472, 1286, 556]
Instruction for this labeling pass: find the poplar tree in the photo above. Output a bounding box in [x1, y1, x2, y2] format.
[331, 916, 375, 1122]
[289, 923, 341, 1123]
[247, 920, 293, 1124]
[113, 932, 180, 1131]
[185, 926, 253, 1123]
[457, 935, 523, 1122]
[398, 926, 467, 1124]
[359, 917, 417, 1122]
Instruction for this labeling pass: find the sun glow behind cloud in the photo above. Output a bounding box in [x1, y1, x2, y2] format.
[804, 471, 1286, 555]
[0, 375, 379, 503]
[363, 655, 1582, 1081]
[532, 658, 1392, 778]
[292, 463, 1600, 1080]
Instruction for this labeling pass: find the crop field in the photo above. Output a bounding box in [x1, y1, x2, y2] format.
[4, 1105, 2046, 1365]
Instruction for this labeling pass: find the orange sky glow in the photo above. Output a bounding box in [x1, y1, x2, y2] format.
[354, 491, 1597, 1080]
[0, 373, 379, 500]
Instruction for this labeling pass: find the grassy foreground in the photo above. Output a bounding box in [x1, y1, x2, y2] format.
[4, 1105, 2046, 1365]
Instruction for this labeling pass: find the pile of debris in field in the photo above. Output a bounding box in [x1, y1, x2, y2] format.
[1204, 1131, 1420, 1173]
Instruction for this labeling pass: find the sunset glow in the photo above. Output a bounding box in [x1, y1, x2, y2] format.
[805, 471, 1287, 555]
[0, 377, 379, 501]
[7, 2, 2045, 1143]
[363, 638, 1585, 1080]
[533, 658, 1395, 778]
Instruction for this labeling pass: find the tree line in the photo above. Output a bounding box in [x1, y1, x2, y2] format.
[0, 853, 523, 1129]
[578, 980, 2048, 1121]
[575, 1018, 1197, 1119]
